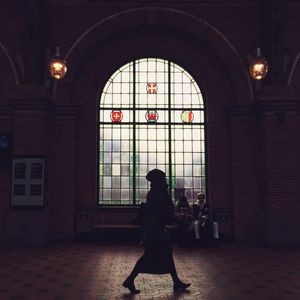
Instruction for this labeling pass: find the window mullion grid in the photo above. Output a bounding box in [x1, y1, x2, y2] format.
[98, 59, 205, 206]
[100, 124, 104, 204]
[133, 61, 136, 205]
[168, 61, 172, 200]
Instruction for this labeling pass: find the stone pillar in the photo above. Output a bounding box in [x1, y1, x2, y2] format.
[10, 88, 49, 156]
[226, 105, 261, 243]
[257, 100, 300, 246]
[6, 86, 51, 246]
[261, 0, 283, 85]
[48, 105, 80, 240]
[0, 105, 13, 244]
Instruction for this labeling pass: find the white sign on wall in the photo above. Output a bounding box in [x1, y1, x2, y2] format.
[11, 158, 45, 207]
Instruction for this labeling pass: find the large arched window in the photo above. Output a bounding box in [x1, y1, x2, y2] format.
[99, 58, 205, 205]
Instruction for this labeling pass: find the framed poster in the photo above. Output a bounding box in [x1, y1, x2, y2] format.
[11, 157, 45, 207]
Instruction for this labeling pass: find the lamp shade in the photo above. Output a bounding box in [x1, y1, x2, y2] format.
[48, 47, 67, 79]
[249, 47, 268, 80]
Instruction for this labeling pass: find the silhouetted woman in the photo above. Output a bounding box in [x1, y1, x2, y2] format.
[123, 169, 191, 293]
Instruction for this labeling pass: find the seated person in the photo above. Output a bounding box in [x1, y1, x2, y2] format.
[192, 193, 219, 242]
[175, 195, 192, 214]
[175, 195, 193, 245]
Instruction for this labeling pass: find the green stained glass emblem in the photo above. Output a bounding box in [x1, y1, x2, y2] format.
[181, 111, 194, 123]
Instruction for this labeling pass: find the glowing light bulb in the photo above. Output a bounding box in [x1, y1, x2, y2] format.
[48, 47, 67, 79]
[249, 47, 268, 80]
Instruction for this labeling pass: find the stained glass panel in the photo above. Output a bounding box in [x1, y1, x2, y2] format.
[99, 58, 205, 205]
[147, 83, 157, 94]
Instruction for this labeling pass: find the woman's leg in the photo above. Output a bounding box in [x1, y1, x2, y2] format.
[123, 257, 143, 293]
[194, 220, 200, 239]
[213, 222, 219, 239]
[126, 256, 143, 281]
[168, 247, 191, 291]
[169, 255, 180, 283]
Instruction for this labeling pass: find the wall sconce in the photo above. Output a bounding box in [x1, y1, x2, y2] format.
[48, 46, 67, 80]
[249, 47, 268, 80]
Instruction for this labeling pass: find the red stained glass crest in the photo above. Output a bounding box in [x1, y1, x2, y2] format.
[110, 110, 123, 123]
[146, 83, 157, 94]
[145, 110, 159, 123]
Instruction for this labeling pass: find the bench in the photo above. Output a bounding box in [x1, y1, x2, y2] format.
[92, 223, 178, 242]
[93, 224, 177, 229]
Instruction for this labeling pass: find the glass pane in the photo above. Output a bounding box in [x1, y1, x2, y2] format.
[121, 165, 130, 175]
[193, 165, 201, 176]
[194, 177, 201, 188]
[183, 164, 192, 176]
[193, 153, 201, 164]
[184, 176, 193, 188]
[103, 177, 111, 188]
[139, 141, 147, 152]
[103, 189, 111, 200]
[112, 189, 121, 200]
[112, 141, 120, 152]
[139, 165, 148, 176]
[175, 140, 183, 152]
[104, 141, 111, 152]
[138, 177, 147, 189]
[184, 153, 193, 164]
[148, 141, 157, 152]
[121, 189, 130, 200]
[104, 165, 111, 176]
[112, 177, 120, 186]
[183, 128, 192, 140]
[112, 152, 120, 162]
[149, 153, 156, 164]
[112, 164, 120, 176]
[122, 152, 130, 162]
[175, 164, 184, 176]
[175, 177, 184, 188]
[157, 152, 166, 165]
[139, 190, 148, 202]
[121, 177, 130, 188]
[139, 153, 148, 164]
[175, 153, 183, 164]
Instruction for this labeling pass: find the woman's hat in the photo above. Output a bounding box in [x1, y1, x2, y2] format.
[146, 169, 166, 183]
[197, 193, 205, 200]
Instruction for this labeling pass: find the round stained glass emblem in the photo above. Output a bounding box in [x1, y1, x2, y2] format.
[146, 83, 157, 94]
[181, 111, 194, 123]
[145, 110, 159, 123]
[110, 110, 123, 123]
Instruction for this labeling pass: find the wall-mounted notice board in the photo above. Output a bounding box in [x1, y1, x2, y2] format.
[11, 158, 45, 207]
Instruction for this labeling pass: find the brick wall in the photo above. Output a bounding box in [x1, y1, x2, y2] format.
[0, 1, 300, 244]
[227, 107, 260, 243]
[47, 106, 79, 240]
[260, 110, 300, 210]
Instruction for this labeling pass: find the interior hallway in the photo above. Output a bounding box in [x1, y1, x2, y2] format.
[0, 242, 299, 300]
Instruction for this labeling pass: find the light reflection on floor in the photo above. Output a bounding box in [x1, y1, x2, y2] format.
[0, 242, 299, 299]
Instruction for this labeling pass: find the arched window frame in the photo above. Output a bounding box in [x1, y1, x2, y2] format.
[98, 58, 206, 206]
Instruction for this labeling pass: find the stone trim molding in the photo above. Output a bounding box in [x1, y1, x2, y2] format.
[52, 105, 81, 118]
[225, 100, 300, 118]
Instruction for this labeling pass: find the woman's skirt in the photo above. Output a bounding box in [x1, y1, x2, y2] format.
[137, 241, 174, 274]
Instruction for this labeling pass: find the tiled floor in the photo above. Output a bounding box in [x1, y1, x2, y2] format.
[0, 242, 300, 300]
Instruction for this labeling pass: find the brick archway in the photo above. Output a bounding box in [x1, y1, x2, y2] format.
[54, 7, 253, 105]
[52, 8, 256, 241]
[0, 40, 19, 91]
